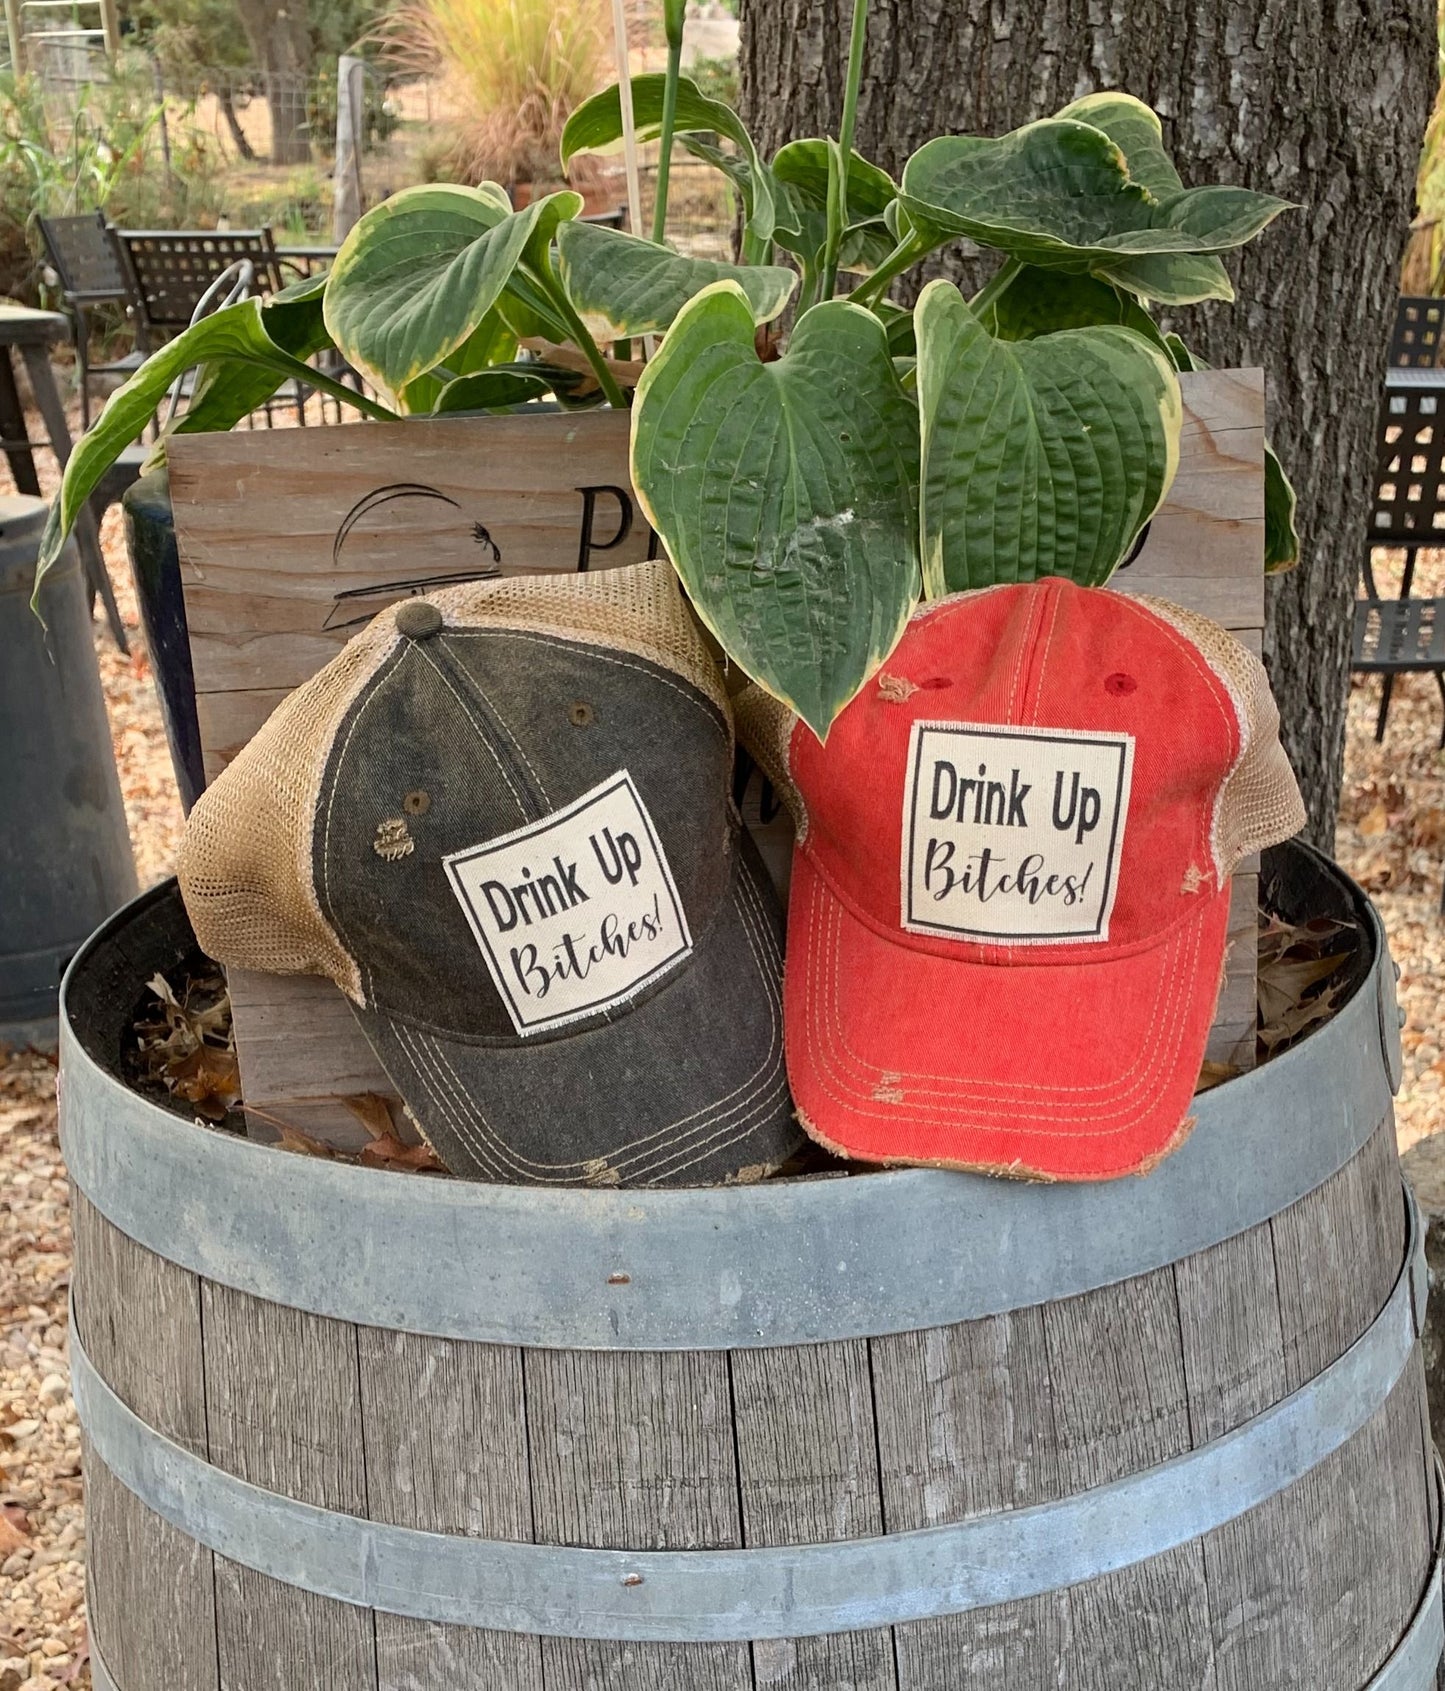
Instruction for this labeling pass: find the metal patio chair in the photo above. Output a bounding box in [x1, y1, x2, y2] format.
[113, 227, 310, 426]
[1389, 297, 1445, 371]
[36, 211, 149, 430]
[1352, 384, 1445, 751]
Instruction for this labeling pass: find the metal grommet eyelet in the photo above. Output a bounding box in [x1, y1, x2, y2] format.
[569, 701, 595, 727]
[403, 790, 431, 816]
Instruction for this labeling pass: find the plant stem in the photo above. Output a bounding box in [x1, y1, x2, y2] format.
[818, 0, 869, 304]
[849, 228, 927, 309]
[527, 259, 629, 409]
[968, 257, 1022, 319]
[651, 35, 684, 244]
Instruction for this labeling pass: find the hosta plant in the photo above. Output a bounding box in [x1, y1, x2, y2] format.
[39, 0, 1295, 738]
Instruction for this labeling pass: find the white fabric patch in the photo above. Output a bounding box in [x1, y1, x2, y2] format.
[901, 722, 1134, 944]
[444, 771, 692, 1034]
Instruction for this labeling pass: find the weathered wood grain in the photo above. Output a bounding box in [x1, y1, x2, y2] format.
[201, 1284, 378, 1690]
[1111, 367, 1265, 629]
[731, 1340, 896, 1689]
[357, 1328, 545, 1691]
[72, 1190, 219, 1691]
[1173, 1116, 1431, 1689]
[166, 409, 656, 701]
[227, 965, 394, 1147]
[1041, 1268, 1218, 1690]
[876, 1308, 1071, 1689]
[523, 1348, 752, 1690]
[76, 1103, 1439, 1688]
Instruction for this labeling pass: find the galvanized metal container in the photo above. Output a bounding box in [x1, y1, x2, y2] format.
[0, 494, 134, 1042]
[61, 844, 1443, 1690]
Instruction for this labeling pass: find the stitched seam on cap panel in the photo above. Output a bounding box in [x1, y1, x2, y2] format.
[318, 641, 417, 1008]
[442, 627, 732, 746]
[299, 627, 404, 1005]
[799, 884, 1204, 1159]
[818, 880, 1195, 1114]
[424, 640, 555, 806]
[388, 855, 786, 1180]
[409, 641, 535, 817]
[802, 861, 1202, 1112]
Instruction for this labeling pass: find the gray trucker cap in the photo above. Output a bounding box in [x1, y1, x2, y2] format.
[178, 561, 801, 1186]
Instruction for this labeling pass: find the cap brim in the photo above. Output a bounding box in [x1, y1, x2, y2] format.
[786, 853, 1234, 1181]
[351, 834, 801, 1187]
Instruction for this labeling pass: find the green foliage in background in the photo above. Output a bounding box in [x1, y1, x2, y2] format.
[0, 55, 222, 300]
[42, 0, 1297, 738]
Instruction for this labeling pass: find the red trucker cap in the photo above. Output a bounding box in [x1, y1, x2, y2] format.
[739, 579, 1306, 1181]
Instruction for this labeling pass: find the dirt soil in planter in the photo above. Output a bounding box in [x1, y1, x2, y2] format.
[2, 404, 1444, 1684]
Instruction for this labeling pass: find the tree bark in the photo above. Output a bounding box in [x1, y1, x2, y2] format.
[741, 0, 1435, 847]
[233, 0, 313, 166]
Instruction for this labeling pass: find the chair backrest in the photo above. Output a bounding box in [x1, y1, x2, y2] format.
[115, 228, 283, 336]
[1366, 386, 1445, 583]
[1389, 297, 1445, 369]
[37, 210, 129, 303]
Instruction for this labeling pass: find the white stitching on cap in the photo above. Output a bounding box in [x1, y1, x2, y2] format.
[386, 852, 787, 1183]
[798, 867, 1203, 1153]
[410, 642, 530, 817]
[814, 862, 1195, 1113]
[427, 639, 554, 806]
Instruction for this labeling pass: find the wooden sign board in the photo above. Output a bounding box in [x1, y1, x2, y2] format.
[167, 368, 1266, 1150]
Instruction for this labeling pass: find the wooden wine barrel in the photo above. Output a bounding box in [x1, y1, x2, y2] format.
[62, 843, 1443, 1691]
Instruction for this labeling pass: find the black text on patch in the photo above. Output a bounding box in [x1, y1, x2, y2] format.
[444, 771, 692, 1033]
[901, 722, 1134, 944]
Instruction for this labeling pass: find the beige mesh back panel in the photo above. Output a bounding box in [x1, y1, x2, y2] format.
[734, 588, 1305, 877]
[1130, 593, 1306, 878]
[178, 560, 728, 1007]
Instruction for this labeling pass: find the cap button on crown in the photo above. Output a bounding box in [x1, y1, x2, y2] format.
[396, 600, 444, 640]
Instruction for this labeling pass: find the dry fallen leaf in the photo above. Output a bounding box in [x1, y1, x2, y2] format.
[1196, 1059, 1240, 1093]
[359, 1134, 446, 1173]
[342, 1093, 445, 1173]
[1358, 801, 1390, 837]
[1255, 908, 1356, 1061]
[165, 1045, 242, 1119]
[0, 1507, 29, 1555]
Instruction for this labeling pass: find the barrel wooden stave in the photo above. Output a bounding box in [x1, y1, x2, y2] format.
[73, 1109, 1437, 1690]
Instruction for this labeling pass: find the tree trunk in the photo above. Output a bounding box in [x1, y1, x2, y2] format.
[233, 0, 313, 166]
[740, 0, 1435, 847]
[218, 84, 257, 163]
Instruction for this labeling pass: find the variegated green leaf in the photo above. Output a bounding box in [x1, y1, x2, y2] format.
[771, 139, 897, 271]
[900, 114, 1288, 300]
[562, 75, 778, 251]
[323, 183, 580, 395]
[35, 298, 396, 599]
[555, 220, 795, 340]
[915, 279, 1181, 597]
[632, 283, 920, 738]
[433, 369, 551, 412]
[981, 264, 1168, 352]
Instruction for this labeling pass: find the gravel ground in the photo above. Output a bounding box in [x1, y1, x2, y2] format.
[2, 426, 1444, 1680]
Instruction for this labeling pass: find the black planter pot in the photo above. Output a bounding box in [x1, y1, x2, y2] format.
[0, 494, 136, 1040]
[121, 467, 205, 814]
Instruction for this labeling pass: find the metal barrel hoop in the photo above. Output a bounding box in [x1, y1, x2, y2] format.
[67, 1185, 1432, 1645]
[59, 887, 1400, 1354]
